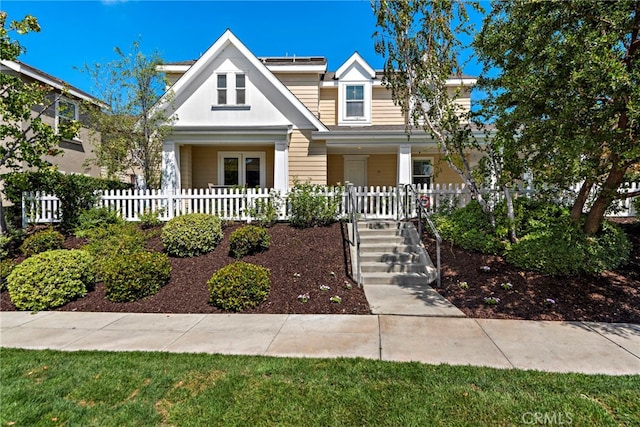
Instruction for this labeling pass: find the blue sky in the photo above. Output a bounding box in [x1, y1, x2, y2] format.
[3, 0, 487, 96]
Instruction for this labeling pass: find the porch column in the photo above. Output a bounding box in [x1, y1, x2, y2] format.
[274, 140, 289, 191]
[397, 143, 412, 186]
[161, 141, 181, 191]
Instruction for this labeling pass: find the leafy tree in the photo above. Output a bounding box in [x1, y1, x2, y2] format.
[0, 12, 79, 234]
[372, 1, 497, 213]
[81, 41, 173, 189]
[475, 0, 640, 235]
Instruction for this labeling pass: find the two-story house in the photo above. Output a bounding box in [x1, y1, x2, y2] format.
[157, 29, 480, 191]
[0, 60, 103, 178]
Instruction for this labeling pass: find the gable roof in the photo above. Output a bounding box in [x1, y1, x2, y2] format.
[0, 59, 103, 106]
[335, 52, 376, 80]
[157, 29, 328, 132]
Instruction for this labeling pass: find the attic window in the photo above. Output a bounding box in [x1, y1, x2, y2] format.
[213, 72, 250, 110]
[217, 74, 227, 105]
[55, 98, 80, 141]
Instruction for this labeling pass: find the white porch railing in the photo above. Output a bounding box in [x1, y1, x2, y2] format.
[22, 182, 639, 226]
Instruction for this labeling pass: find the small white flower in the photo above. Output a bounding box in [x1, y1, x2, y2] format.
[320, 285, 330, 291]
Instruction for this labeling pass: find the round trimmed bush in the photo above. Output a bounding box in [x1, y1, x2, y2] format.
[229, 225, 270, 258]
[6, 249, 94, 311]
[207, 261, 270, 312]
[20, 227, 64, 257]
[101, 251, 171, 302]
[162, 213, 223, 257]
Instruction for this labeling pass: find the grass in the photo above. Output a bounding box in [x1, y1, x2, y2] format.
[1, 348, 638, 427]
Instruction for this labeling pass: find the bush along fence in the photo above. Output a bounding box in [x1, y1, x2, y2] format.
[21, 182, 639, 227]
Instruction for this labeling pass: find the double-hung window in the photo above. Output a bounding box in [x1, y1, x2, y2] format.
[345, 85, 364, 118]
[412, 158, 434, 188]
[217, 74, 227, 105]
[236, 73, 246, 105]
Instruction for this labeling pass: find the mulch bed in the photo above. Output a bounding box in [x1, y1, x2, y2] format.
[2, 219, 639, 323]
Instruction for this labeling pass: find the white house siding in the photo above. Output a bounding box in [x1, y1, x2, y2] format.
[289, 130, 326, 185]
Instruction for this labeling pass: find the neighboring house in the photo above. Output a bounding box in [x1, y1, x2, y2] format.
[157, 30, 482, 191]
[0, 59, 103, 179]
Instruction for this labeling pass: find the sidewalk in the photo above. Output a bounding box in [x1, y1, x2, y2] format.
[1, 311, 639, 375]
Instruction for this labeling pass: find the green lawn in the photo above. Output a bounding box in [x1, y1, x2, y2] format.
[1, 348, 638, 426]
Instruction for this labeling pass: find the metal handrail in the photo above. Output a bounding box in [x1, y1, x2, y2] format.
[403, 184, 442, 288]
[346, 184, 362, 287]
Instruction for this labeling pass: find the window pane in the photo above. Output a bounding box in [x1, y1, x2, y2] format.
[236, 89, 245, 105]
[245, 157, 260, 188]
[346, 101, 364, 117]
[236, 73, 245, 88]
[413, 160, 432, 176]
[59, 101, 76, 122]
[218, 89, 227, 105]
[217, 74, 227, 88]
[346, 85, 363, 100]
[224, 157, 239, 186]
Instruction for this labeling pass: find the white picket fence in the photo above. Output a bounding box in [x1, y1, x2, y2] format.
[22, 182, 638, 226]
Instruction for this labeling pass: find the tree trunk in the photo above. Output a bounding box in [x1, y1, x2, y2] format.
[0, 198, 7, 236]
[583, 166, 627, 235]
[570, 180, 593, 221]
[502, 185, 517, 242]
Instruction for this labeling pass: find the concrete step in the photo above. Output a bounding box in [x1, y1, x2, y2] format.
[357, 220, 400, 230]
[360, 261, 428, 273]
[359, 251, 422, 263]
[362, 271, 437, 286]
[359, 243, 422, 254]
[359, 234, 412, 245]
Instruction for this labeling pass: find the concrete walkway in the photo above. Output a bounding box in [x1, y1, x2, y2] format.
[1, 311, 639, 375]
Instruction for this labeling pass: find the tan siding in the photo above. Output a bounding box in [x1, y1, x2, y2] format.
[327, 154, 343, 185]
[179, 145, 192, 188]
[372, 87, 405, 125]
[189, 145, 274, 189]
[319, 87, 337, 125]
[368, 154, 397, 186]
[289, 130, 327, 185]
[432, 153, 464, 184]
[274, 73, 320, 116]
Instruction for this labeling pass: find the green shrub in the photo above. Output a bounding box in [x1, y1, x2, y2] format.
[138, 208, 164, 229]
[433, 201, 505, 255]
[207, 261, 270, 311]
[0, 259, 17, 292]
[74, 207, 123, 237]
[505, 217, 631, 276]
[19, 227, 65, 257]
[1, 170, 131, 230]
[244, 192, 283, 227]
[162, 213, 223, 257]
[101, 251, 171, 302]
[287, 180, 342, 228]
[229, 225, 270, 258]
[85, 222, 147, 261]
[6, 249, 94, 311]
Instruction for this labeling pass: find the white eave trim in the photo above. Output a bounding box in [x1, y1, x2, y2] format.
[1, 60, 103, 106]
[157, 64, 192, 73]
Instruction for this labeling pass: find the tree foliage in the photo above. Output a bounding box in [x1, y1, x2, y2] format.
[81, 41, 173, 189]
[372, 1, 491, 208]
[0, 12, 79, 234]
[475, 0, 640, 235]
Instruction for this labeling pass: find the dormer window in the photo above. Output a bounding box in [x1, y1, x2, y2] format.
[346, 85, 364, 118]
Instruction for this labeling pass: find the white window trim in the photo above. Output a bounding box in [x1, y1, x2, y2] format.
[217, 151, 266, 188]
[55, 97, 81, 141]
[213, 71, 250, 110]
[338, 81, 371, 126]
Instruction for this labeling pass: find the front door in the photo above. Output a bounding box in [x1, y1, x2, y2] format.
[344, 155, 368, 187]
